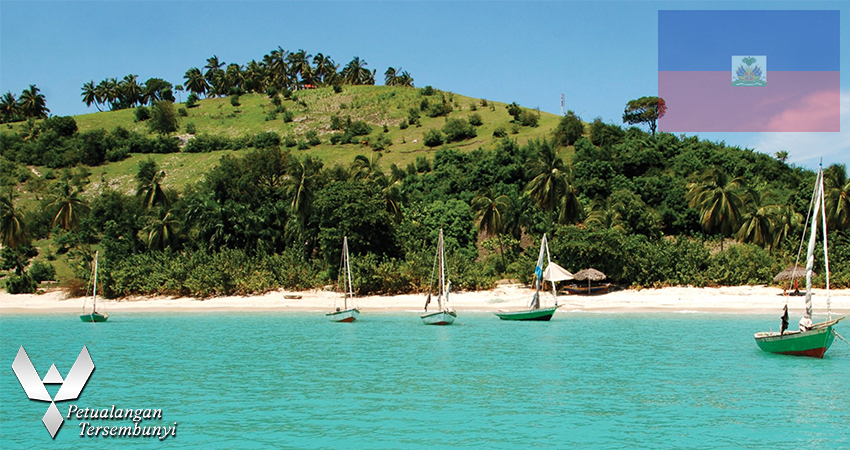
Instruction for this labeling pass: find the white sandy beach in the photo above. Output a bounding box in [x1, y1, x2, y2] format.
[2, 284, 849, 316]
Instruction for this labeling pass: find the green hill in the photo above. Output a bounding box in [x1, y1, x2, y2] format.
[5, 85, 562, 197]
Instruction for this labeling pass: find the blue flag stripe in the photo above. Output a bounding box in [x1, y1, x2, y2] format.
[658, 10, 839, 72]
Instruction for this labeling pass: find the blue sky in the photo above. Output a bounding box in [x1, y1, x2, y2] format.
[1, 1, 846, 169]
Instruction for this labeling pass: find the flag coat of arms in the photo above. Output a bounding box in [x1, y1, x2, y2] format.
[658, 10, 839, 132]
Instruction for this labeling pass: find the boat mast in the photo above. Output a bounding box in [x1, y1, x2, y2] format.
[438, 228, 445, 312]
[804, 167, 824, 320]
[343, 236, 354, 310]
[92, 251, 99, 313]
[817, 166, 831, 320]
[545, 235, 557, 306]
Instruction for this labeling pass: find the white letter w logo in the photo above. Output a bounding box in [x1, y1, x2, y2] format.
[12, 346, 94, 438]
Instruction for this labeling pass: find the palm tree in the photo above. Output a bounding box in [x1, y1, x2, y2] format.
[773, 203, 803, 249]
[205, 55, 226, 97]
[736, 190, 780, 249]
[224, 63, 244, 93]
[0, 91, 21, 122]
[18, 84, 49, 119]
[558, 168, 583, 225]
[313, 53, 337, 85]
[384, 67, 398, 86]
[137, 169, 170, 210]
[824, 164, 850, 232]
[349, 154, 384, 182]
[471, 188, 512, 263]
[341, 57, 370, 85]
[183, 67, 209, 98]
[0, 191, 28, 248]
[120, 74, 143, 107]
[81, 81, 101, 112]
[396, 71, 414, 87]
[144, 207, 180, 250]
[525, 139, 567, 230]
[287, 49, 313, 86]
[686, 167, 747, 249]
[586, 197, 627, 233]
[265, 47, 290, 90]
[46, 182, 90, 231]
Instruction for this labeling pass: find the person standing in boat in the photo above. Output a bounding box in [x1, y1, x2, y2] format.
[799, 315, 813, 332]
[780, 305, 789, 335]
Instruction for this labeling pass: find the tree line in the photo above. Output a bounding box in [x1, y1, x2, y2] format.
[3, 109, 849, 295]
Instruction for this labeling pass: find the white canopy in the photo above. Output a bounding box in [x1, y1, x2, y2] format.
[543, 263, 574, 281]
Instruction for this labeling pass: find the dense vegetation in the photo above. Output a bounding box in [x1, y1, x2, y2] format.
[2, 70, 848, 297]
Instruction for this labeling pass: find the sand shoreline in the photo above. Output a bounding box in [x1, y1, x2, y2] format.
[2, 285, 849, 316]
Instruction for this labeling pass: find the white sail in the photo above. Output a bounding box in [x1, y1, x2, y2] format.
[544, 263, 574, 282]
[803, 169, 823, 319]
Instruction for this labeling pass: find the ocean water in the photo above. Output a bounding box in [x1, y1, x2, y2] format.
[1, 312, 848, 449]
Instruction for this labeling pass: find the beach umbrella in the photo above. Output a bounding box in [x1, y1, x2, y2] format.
[573, 268, 607, 291]
[543, 263, 574, 281]
[773, 265, 814, 283]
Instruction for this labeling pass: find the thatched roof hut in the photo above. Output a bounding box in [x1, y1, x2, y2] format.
[573, 268, 607, 282]
[773, 266, 814, 283]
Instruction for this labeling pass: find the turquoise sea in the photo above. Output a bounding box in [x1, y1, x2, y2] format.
[1, 312, 849, 449]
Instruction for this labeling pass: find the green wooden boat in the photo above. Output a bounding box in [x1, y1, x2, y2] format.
[80, 251, 108, 323]
[495, 305, 562, 321]
[754, 165, 842, 358]
[755, 317, 843, 358]
[494, 234, 572, 322]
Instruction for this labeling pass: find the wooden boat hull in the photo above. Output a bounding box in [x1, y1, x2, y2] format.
[80, 312, 108, 323]
[754, 319, 842, 358]
[326, 308, 360, 323]
[494, 305, 562, 321]
[421, 310, 456, 325]
[564, 284, 610, 295]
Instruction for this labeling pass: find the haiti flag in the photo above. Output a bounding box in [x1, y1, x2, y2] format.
[658, 10, 839, 132]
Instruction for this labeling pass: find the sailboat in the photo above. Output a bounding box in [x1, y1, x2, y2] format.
[421, 228, 457, 325]
[80, 251, 108, 323]
[495, 234, 571, 321]
[326, 236, 360, 322]
[754, 164, 844, 358]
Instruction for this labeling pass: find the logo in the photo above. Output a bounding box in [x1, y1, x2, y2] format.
[732, 55, 767, 86]
[11, 346, 94, 439]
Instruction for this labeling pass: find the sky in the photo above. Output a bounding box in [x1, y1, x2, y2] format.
[1, 0, 847, 169]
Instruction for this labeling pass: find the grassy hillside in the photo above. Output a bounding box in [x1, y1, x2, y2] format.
[7, 86, 564, 196]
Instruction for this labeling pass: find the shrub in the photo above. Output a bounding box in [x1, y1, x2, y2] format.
[333, 84, 343, 93]
[106, 146, 129, 162]
[186, 93, 199, 108]
[519, 110, 539, 127]
[42, 116, 77, 137]
[553, 110, 584, 146]
[427, 100, 453, 118]
[329, 133, 343, 145]
[493, 126, 507, 138]
[442, 118, 477, 142]
[284, 136, 297, 148]
[282, 111, 294, 123]
[423, 129, 444, 147]
[468, 113, 483, 126]
[178, 107, 188, 117]
[230, 96, 241, 107]
[29, 260, 56, 283]
[330, 114, 346, 130]
[305, 130, 320, 146]
[422, 85, 435, 96]
[6, 273, 36, 294]
[253, 131, 281, 149]
[469, 103, 477, 111]
[408, 108, 420, 124]
[134, 106, 150, 122]
[185, 122, 196, 135]
[153, 136, 180, 154]
[271, 96, 282, 106]
[296, 140, 309, 150]
[399, 119, 409, 130]
[370, 134, 392, 151]
[183, 134, 232, 153]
